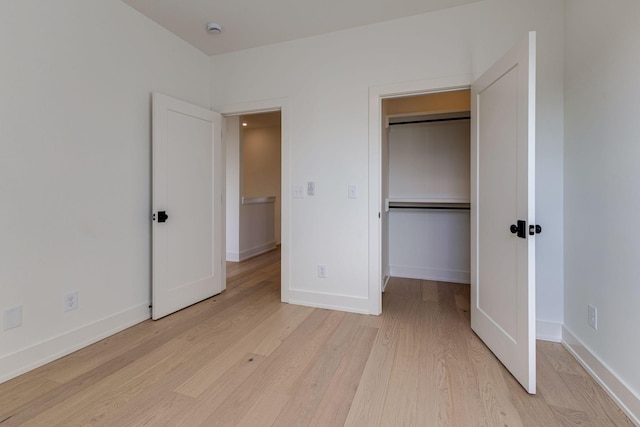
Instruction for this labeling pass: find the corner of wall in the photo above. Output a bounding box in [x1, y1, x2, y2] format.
[562, 326, 640, 425]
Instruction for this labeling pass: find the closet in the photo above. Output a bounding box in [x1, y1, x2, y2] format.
[382, 90, 471, 286]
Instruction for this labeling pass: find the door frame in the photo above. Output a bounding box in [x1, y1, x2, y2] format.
[368, 75, 475, 315]
[217, 98, 290, 303]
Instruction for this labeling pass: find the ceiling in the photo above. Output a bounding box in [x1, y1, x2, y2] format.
[241, 111, 281, 129]
[121, 0, 484, 56]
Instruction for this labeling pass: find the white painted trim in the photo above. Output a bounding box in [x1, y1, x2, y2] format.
[382, 265, 391, 292]
[535, 320, 562, 342]
[226, 252, 240, 262]
[238, 241, 277, 262]
[288, 289, 370, 314]
[216, 97, 290, 303]
[389, 265, 470, 284]
[0, 303, 150, 385]
[369, 75, 476, 316]
[562, 326, 640, 425]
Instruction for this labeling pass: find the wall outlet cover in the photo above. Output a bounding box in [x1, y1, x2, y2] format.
[64, 291, 79, 312]
[318, 264, 327, 278]
[3, 306, 22, 331]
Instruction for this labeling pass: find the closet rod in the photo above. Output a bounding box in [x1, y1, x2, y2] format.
[389, 116, 470, 126]
[389, 206, 470, 211]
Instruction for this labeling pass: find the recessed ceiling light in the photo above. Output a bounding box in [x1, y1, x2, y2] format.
[242, 122, 248, 127]
[206, 22, 222, 34]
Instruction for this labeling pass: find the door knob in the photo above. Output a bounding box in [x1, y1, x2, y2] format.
[510, 220, 526, 239]
[157, 211, 168, 223]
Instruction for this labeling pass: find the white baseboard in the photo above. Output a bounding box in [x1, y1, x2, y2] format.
[389, 265, 470, 284]
[226, 251, 240, 262]
[562, 326, 640, 425]
[382, 265, 391, 292]
[536, 320, 562, 342]
[287, 289, 370, 314]
[227, 241, 277, 263]
[0, 303, 150, 385]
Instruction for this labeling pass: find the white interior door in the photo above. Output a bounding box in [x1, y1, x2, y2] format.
[152, 93, 225, 320]
[470, 32, 537, 393]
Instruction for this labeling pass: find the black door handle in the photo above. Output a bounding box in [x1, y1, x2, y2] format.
[510, 220, 526, 239]
[158, 211, 168, 223]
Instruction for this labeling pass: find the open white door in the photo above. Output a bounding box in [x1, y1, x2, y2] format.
[152, 93, 225, 320]
[470, 32, 536, 393]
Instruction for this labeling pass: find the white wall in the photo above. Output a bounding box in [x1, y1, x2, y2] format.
[0, 0, 211, 382]
[210, 0, 565, 316]
[242, 126, 282, 244]
[225, 116, 241, 258]
[388, 121, 470, 200]
[564, 0, 640, 413]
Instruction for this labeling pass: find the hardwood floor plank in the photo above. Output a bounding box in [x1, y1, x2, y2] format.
[343, 279, 405, 427]
[379, 295, 421, 426]
[252, 304, 315, 356]
[0, 379, 60, 420]
[307, 325, 379, 427]
[172, 353, 267, 426]
[94, 392, 195, 427]
[175, 303, 312, 397]
[536, 343, 586, 411]
[559, 371, 635, 426]
[466, 325, 523, 427]
[421, 279, 439, 302]
[503, 368, 561, 427]
[415, 300, 442, 426]
[0, 250, 632, 427]
[436, 281, 486, 426]
[235, 390, 291, 427]
[271, 313, 362, 426]
[201, 310, 344, 426]
[539, 340, 589, 377]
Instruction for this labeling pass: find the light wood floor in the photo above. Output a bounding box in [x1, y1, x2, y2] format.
[0, 248, 632, 426]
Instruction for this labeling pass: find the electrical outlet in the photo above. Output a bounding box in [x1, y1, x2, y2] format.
[317, 264, 327, 278]
[588, 304, 598, 330]
[64, 291, 78, 312]
[307, 181, 315, 196]
[3, 306, 22, 331]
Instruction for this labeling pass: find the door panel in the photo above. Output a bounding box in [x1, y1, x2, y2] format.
[152, 93, 224, 320]
[471, 32, 536, 393]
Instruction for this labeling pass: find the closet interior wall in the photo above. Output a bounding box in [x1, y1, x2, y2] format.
[382, 90, 471, 286]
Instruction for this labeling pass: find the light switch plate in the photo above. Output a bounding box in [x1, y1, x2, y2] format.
[348, 185, 358, 199]
[293, 185, 304, 199]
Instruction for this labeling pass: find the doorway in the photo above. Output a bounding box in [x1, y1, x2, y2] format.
[225, 111, 282, 265]
[367, 76, 473, 315]
[381, 90, 471, 295]
[219, 99, 290, 304]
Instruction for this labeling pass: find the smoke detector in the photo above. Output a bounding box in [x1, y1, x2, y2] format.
[206, 22, 222, 34]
